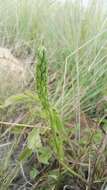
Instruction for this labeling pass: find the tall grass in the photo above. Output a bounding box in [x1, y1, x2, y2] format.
[0, 0, 107, 124]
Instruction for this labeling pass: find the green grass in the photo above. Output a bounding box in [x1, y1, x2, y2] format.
[0, 0, 107, 189]
[0, 0, 107, 121]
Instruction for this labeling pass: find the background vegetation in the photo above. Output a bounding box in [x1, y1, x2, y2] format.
[0, 0, 107, 189]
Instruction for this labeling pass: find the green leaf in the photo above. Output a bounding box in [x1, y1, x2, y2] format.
[93, 131, 102, 143]
[30, 168, 39, 179]
[19, 147, 32, 161]
[27, 128, 42, 151]
[11, 125, 25, 134]
[0, 91, 39, 108]
[38, 147, 52, 165]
